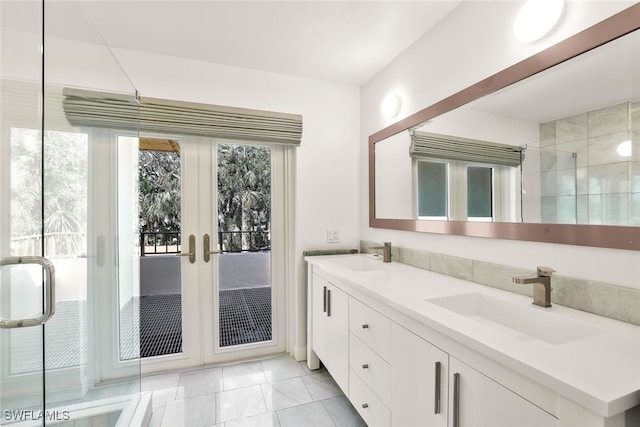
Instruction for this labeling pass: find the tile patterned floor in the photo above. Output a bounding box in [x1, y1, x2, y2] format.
[144, 355, 366, 427]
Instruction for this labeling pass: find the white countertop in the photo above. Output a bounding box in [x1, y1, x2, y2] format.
[305, 254, 640, 418]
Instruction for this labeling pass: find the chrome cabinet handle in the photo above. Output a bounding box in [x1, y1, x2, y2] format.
[434, 361, 441, 414]
[0, 256, 56, 328]
[327, 289, 331, 317]
[323, 286, 327, 313]
[453, 372, 460, 427]
[362, 324, 369, 329]
[176, 234, 196, 263]
[203, 234, 221, 263]
[362, 364, 369, 369]
[361, 403, 369, 409]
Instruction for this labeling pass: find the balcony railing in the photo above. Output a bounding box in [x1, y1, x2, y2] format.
[140, 231, 181, 256]
[140, 230, 270, 256]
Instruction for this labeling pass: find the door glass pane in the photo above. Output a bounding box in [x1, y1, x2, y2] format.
[217, 143, 272, 348]
[467, 166, 493, 220]
[417, 161, 448, 219]
[132, 141, 183, 358]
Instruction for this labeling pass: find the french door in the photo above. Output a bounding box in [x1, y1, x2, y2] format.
[140, 136, 288, 374]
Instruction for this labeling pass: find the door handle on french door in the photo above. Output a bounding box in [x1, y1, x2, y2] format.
[176, 234, 196, 263]
[203, 234, 221, 263]
[0, 256, 56, 328]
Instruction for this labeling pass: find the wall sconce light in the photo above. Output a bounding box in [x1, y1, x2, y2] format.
[514, 0, 564, 43]
[381, 93, 401, 119]
[616, 140, 632, 157]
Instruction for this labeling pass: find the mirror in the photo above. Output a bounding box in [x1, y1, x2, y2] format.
[369, 4, 640, 250]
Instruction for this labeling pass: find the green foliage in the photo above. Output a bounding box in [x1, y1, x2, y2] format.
[217, 144, 271, 251]
[138, 150, 181, 233]
[9, 128, 88, 256]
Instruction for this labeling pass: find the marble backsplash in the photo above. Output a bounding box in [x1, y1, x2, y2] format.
[361, 240, 640, 326]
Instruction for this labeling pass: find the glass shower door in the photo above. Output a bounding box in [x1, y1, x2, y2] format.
[0, 1, 49, 424]
[2, 0, 144, 424]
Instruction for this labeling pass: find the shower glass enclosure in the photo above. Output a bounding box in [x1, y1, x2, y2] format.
[1, 1, 145, 425]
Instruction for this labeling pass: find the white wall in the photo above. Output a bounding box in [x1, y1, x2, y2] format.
[361, 1, 640, 289]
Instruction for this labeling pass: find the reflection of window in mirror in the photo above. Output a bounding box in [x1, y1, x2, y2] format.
[416, 160, 449, 220]
[467, 166, 493, 221]
[415, 159, 519, 222]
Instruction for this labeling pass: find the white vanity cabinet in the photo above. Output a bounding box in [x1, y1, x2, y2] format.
[391, 323, 448, 427]
[348, 298, 392, 427]
[306, 256, 640, 427]
[448, 357, 557, 427]
[391, 323, 556, 427]
[310, 273, 349, 394]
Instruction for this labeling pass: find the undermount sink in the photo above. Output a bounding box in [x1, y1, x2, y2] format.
[426, 293, 602, 345]
[328, 256, 383, 272]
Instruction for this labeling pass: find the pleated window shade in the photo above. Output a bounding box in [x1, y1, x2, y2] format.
[410, 131, 523, 167]
[62, 88, 303, 145]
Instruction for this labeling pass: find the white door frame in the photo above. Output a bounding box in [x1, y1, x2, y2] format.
[140, 136, 293, 374]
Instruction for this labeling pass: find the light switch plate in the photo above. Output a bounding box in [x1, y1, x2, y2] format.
[327, 229, 340, 243]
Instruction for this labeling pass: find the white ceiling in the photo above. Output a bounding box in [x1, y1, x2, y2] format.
[40, 0, 460, 86]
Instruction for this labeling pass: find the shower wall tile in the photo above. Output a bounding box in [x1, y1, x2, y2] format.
[556, 113, 587, 144]
[576, 167, 588, 195]
[539, 121, 556, 147]
[588, 162, 629, 194]
[576, 195, 589, 224]
[556, 196, 577, 224]
[556, 169, 576, 196]
[540, 171, 557, 196]
[540, 197, 557, 223]
[361, 241, 640, 327]
[632, 193, 640, 225]
[631, 162, 640, 193]
[588, 131, 630, 166]
[555, 139, 587, 168]
[633, 131, 640, 161]
[630, 101, 640, 131]
[588, 193, 628, 225]
[588, 102, 628, 138]
[540, 150, 557, 172]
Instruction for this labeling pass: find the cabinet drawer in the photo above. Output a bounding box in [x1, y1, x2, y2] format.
[349, 333, 391, 407]
[350, 368, 390, 427]
[349, 298, 392, 361]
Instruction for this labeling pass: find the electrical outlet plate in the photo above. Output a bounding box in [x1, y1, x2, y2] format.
[327, 230, 340, 243]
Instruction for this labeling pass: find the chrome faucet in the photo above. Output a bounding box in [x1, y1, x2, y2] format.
[513, 266, 556, 308]
[370, 242, 392, 263]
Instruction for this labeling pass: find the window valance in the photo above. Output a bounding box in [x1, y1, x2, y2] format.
[62, 88, 303, 145]
[409, 130, 523, 167]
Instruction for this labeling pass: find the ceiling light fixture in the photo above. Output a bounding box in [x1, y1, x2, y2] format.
[514, 0, 564, 43]
[381, 93, 401, 119]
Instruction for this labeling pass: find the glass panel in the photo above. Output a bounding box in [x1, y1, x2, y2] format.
[417, 161, 448, 219]
[1, 0, 46, 424]
[467, 166, 493, 220]
[217, 143, 272, 348]
[134, 143, 183, 358]
[41, 0, 142, 424]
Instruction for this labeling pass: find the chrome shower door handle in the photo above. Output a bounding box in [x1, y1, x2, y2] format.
[176, 234, 196, 263]
[203, 234, 221, 263]
[0, 256, 56, 328]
